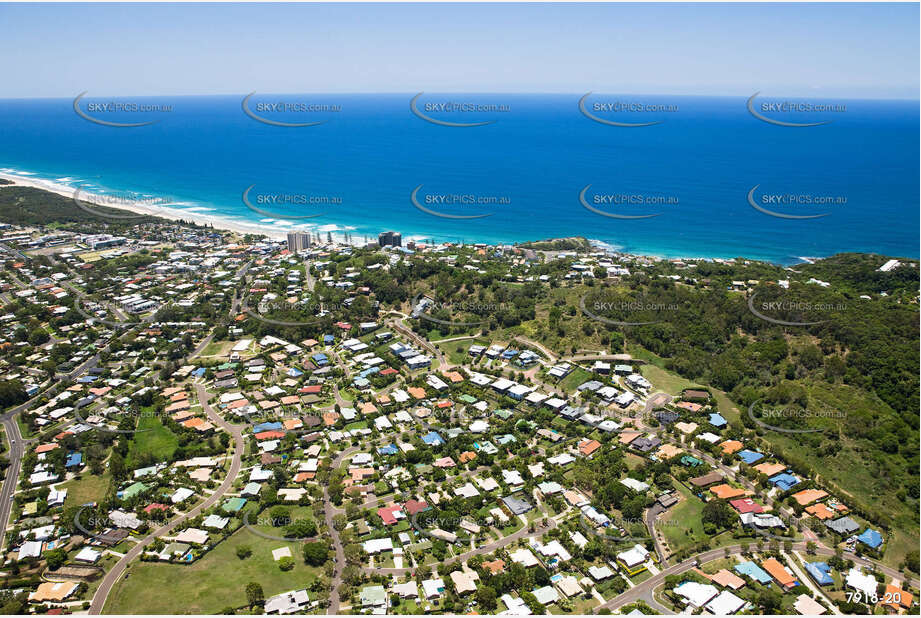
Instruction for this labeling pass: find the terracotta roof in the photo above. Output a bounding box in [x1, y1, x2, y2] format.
[791, 488, 828, 506]
[761, 558, 796, 588]
[579, 439, 602, 456]
[805, 503, 835, 520]
[720, 440, 743, 454]
[710, 484, 746, 499]
[710, 569, 746, 590]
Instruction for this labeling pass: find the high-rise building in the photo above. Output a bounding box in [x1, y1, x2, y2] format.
[378, 231, 402, 247]
[286, 231, 311, 253]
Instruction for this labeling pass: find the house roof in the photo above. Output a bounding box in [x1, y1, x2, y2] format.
[791, 488, 828, 506]
[761, 558, 797, 588]
[710, 484, 746, 499]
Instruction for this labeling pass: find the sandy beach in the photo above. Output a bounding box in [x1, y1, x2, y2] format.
[0, 170, 333, 242]
[1, 169, 717, 262]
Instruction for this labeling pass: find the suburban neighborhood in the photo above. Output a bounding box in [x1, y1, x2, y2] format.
[0, 217, 917, 616]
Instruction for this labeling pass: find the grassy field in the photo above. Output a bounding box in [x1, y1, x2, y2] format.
[639, 363, 705, 396]
[658, 483, 707, 555]
[103, 522, 323, 614]
[199, 340, 234, 358]
[126, 412, 179, 468]
[441, 338, 488, 365]
[558, 367, 593, 393]
[61, 470, 111, 507]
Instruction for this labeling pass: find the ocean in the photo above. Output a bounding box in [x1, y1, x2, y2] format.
[0, 93, 917, 264]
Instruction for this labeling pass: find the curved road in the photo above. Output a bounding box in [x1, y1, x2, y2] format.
[323, 446, 359, 614]
[89, 384, 244, 614]
[594, 541, 919, 614]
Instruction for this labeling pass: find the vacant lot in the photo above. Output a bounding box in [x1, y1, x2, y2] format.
[126, 412, 179, 468]
[61, 470, 111, 508]
[103, 521, 323, 614]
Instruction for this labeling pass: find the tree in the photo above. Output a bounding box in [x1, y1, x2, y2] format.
[303, 541, 330, 566]
[45, 548, 67, 569]
[270, 506, 291, 526]
[236, 545, 252, 560]
[285, 518, 317, 539]
[476, 585, 497, 611]
[278, 556, 295, 571]
[245, 582, 264, 607]
[701, 499, 733, 529]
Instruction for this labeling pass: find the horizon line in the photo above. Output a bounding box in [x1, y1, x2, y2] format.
[1, 91, 919, 102]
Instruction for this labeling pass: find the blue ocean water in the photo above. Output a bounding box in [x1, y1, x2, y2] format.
[0, 93, 917, 264]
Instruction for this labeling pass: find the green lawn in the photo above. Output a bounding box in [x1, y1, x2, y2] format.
[558, 367, 593, 393]
[199, 340, 233, 357]
[442, 339, 487, 365]
[103, 522, 324, 614]
[658, 482, 708, 554]
[126, 412, 179, 468]
[639, 363, 705, 397]
[61, 470, 111, 508]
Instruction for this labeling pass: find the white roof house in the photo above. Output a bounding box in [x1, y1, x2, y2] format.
[620, 478, 650, 492]
[18, 540, 43, 560]
[531, 585, 560, 606]
[845, 567, 878, 597]
[74, 547, 102, 563]
[547, 453, 576, 466]
[617, 544, 650, 568]
[509, 548, 540, 567]
[450, 570, 478, 594]
[705, 590, 747, 615]
[171, 487, 195, 503]
[392, 581, 418, 599]
[455, 482, 480, 498]
[363, 537, 394, 554]
[674, 581, 719, 608]
[422, 578, 445, 599]
[475, 476, 500, 491]
[265, 589, 310, 615]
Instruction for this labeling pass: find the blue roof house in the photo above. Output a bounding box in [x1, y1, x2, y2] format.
[857, 528, 883, 549]
[738, 450, 764, 465]
[769, 472, 801, 491]
[735, 561, 773, 584]
[421, 431, 444, 446]
[805, 562, 834, 586]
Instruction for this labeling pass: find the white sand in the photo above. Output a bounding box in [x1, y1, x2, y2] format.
[0, 170, 364, 243]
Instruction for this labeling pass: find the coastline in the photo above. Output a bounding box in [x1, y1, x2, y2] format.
[0, 169, 675, 259]
[0, 169, 879, 266]
[0, 170, 295, 241]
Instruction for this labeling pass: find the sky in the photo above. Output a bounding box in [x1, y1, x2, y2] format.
[0, 2, 917, 99]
